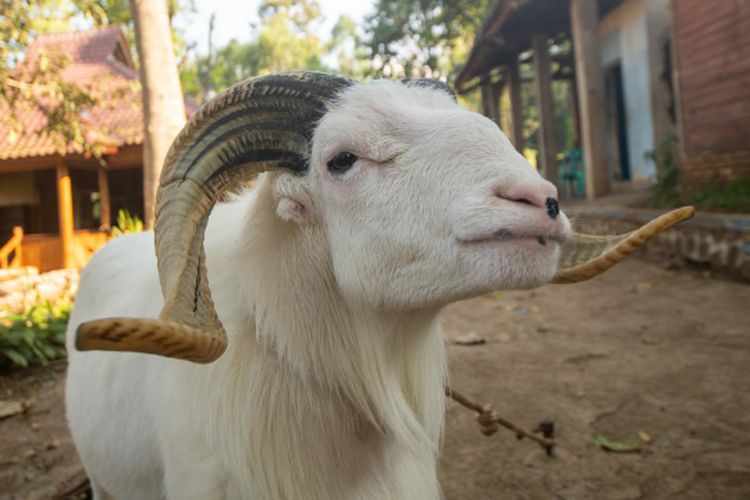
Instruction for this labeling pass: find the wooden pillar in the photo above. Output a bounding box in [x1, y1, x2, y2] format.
[571, 0, 610, 198]
[508, 61, 524, 152]
[490, 81, 503, 126]
[56, 160, 74, 269]
[98, 166, 111, 230]
[568, 72, 581, 146]
[480, 77, 503, 126]
[532, 34, 558, 186]
[480, 80, 495, 122]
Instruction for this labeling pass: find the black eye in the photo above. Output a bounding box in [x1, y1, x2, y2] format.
[327, 152, 358, 174]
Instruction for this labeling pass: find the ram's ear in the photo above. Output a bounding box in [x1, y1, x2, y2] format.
[274, 174, 313, 224]
[552, 206, 694, 284]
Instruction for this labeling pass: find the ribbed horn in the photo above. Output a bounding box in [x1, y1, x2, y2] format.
[552, 206, 695, 284]
[402, 78, 457, 100]
[76, 72, 353, 363]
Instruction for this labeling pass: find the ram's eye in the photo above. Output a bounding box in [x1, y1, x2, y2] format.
[327, 152, 358, 174]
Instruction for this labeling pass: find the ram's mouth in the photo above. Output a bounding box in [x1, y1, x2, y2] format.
[458, 228, 566, 246]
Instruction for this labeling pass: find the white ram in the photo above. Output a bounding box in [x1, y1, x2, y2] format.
[65, 72, 693, 499]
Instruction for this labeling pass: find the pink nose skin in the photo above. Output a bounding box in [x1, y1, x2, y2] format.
[497, 181, 559, 212]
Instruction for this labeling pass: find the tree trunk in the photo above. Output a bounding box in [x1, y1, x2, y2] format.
[130, 0, 186, 228]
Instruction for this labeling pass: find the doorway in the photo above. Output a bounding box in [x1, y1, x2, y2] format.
[605, 63, 631, 181]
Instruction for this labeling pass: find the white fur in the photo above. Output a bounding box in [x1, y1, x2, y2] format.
[65, 80, 571, 499]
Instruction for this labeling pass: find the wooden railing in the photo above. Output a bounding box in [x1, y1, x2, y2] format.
[0, 226, 24, 269]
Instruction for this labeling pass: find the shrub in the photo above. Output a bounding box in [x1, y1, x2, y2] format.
[111, 209, 144, 237]
[0, 299, 70, 368]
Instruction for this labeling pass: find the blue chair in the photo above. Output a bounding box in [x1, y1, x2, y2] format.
[559, 148, 585, 199]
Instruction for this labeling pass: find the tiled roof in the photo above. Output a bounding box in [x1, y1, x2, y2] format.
[0, 26, 143, 160]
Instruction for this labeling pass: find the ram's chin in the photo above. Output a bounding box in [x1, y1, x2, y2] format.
[469, 239, 561, 292]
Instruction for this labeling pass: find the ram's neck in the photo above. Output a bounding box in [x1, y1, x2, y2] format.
[205, 182, 447, 498]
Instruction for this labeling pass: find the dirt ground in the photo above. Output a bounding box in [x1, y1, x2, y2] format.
[1, 259, 749, 499]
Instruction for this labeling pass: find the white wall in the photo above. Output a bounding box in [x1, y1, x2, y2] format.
[599, 0, 656, 182]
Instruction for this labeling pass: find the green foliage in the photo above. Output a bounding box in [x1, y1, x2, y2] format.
[179, 0, 496, 98]
[327, 15, 371, 79]
[256, 0, 326, 75]
[0, 0, 109, 156]
[0, 300, 71, 369]
[684, 181, 750, 213]
[181, 0, 331, 101]
[1, 0, 191, 157]
[639, 137, 750, 213]
[94, 0, 194, 62]
[364, 0, 493, 78]
[642, 136, 682, 208]
[111, 209, 144, 236]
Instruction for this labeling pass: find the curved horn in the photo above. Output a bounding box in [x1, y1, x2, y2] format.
[402, 78, 457, 100]
[552, 206, 695, 284]
[76, 72, 353, 363]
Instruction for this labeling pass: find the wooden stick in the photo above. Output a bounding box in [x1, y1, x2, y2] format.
[445, 386, 556, 455]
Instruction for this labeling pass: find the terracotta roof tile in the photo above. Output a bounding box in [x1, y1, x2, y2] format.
[0, 26, 147, 160]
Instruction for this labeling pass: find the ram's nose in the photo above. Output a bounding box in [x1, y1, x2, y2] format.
[496, 180, 560, 219]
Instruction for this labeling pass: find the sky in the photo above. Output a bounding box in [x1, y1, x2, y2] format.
[174, 0, 375, 56]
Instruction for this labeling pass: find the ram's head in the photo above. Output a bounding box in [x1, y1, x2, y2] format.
[76, 72, 693, 362]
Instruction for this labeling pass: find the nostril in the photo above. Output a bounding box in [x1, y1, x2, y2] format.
[545, 197, 560, 219]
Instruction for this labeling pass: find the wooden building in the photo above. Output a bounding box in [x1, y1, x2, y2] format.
[672, 0, 750, 191]
[455, 0, 680, 199]
[0, 26, 183, 271]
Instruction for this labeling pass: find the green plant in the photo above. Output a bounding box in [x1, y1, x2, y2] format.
[111, 209, 144, 237]
[637, 136, 750, 213]
[643, 135, 682, 208]
[687, 180, 750, 213]
[0, 299, 70, 368]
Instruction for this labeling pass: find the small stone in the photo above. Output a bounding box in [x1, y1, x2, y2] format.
[0, 400, 24, 419]
[46, 437, 60, 450]
[639, 430, 653, 444]
[451, 332, 486, 346]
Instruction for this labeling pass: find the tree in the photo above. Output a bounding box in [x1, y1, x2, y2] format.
[328, 15, 371, 79]
[0, 0, 190, 159]
[181, 0, 329, 101]
[129, 0, 186, 227]
[0, 0, 109, 155]
[255, 0, 325, 74]
[364, 0, 492, 79]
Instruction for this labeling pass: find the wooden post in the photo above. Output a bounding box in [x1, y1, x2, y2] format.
[481, 79, 503, 126]
[56, 160, 74, 269]
[98, 166, 111, 230]
[480, 79, 495, 121]
[571, 0, 611, 198]
[568, 73, 581, 147]
[490, 81, 503, 127]
[532, 34, 558, 187]
[12, 227, 22, 268]
[508, 61, 524, 152]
